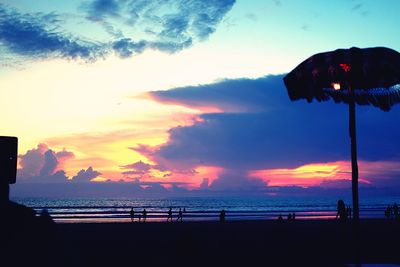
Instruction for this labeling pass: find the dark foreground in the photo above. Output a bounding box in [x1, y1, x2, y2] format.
[3, 213, 400, 267]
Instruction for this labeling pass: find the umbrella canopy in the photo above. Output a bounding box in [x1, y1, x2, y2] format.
[284, 47, 400, 111]
[283, 46, 400, 222]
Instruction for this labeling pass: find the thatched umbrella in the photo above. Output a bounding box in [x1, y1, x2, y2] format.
[283, 47, 400, 222]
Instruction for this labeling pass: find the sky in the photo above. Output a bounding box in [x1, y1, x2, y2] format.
[1, 0, 400, 198]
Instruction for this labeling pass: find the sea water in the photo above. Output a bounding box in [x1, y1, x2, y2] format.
[10, 195, 400, 223]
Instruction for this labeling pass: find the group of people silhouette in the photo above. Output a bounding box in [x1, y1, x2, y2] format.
[277, 212, 296, 221]
[129, 207, 229, 222]
[129, 207, 188, 222]
[167, 207, 185, 222]
[130, 208, 147, 222]
[129, 200, 400, 224]
[385, 202, 399, 220]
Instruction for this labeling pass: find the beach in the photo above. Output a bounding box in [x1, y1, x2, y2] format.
[6, 218, 398, 267]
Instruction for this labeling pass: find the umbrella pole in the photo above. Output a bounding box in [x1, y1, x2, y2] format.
[349, 97, 359, 222]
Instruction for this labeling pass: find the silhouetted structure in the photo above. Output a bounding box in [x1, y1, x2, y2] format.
[283, 47, 400, 222]
[1, 136, 58, 266]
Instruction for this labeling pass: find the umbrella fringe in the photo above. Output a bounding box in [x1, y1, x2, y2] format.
[319, 85, 400, 111]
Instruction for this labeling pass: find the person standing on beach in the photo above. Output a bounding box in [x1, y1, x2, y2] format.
[167, 207, 173, 222]
[177, 208, 183, 222]
[130, 208, 135, 222]
[385, 205, 391, 219]
[219, 209, 226, 223]
[336, 200, 347, 221]
[393, 203, 399, 220]
[142, 209, 147, 222]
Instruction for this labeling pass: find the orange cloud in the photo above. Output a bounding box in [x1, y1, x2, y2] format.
[143, 92, 225, 113]
[248, 161, 386, 187]
[43, 110, 201, 181]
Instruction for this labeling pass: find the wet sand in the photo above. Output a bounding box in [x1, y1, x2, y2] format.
[48, 219, 400, 267]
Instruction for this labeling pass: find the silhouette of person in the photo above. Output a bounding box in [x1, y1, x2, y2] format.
[177, 208, 183, 222]
[167, 207, 173, 222]
[336, 200, 347, 221]
[287, 213, 292, 221]
[219, 209, 226, 223]
[278, 215, 283, 222]
[130, 208, 135, 222]
[393, 203, 399, 220]
[385, 205, 391, 219]
[142, 209, 147, 222]
[292, 212, 296, 221]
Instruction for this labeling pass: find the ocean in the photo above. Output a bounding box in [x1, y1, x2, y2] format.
[10, 195, 400, 223]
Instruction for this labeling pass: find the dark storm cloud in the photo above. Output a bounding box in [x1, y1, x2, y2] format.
[148, 75, 400, 170]
[0, 4, 104, 61]
[149, 75, 288, 112]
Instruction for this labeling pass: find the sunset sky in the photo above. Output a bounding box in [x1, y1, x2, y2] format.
[2, 0, 400, 197]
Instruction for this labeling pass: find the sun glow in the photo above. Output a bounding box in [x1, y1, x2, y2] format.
[249, 162, 350, 187]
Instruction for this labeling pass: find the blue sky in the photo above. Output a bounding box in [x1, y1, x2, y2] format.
[1, 0, 400, 197]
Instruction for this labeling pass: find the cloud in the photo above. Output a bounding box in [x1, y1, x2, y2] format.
[104, 0, 236, 57]
[148, 75, 288, 112]
[120, 160, 153, 175]
[209, 170, 267, 191]
[17, 143, 71, 183]
[83, 0, 121, 21]
[40, 150, 59, 176]
[0, 4, 104, 62]
[199, 178, 210, 189]
[141, 74, 400, 190]
[1, 0, 235, 62]
[149, 75, 400, 168]
[18, 144, 75, 178]
[17, 144, 103, 184]
[71, 167, 102, 182]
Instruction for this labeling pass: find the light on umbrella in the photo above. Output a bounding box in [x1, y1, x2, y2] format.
[283, 47, 400, 222]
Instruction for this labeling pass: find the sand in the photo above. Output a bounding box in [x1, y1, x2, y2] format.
[55, 220, 400, 266]
[3, 209, 400, 267]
